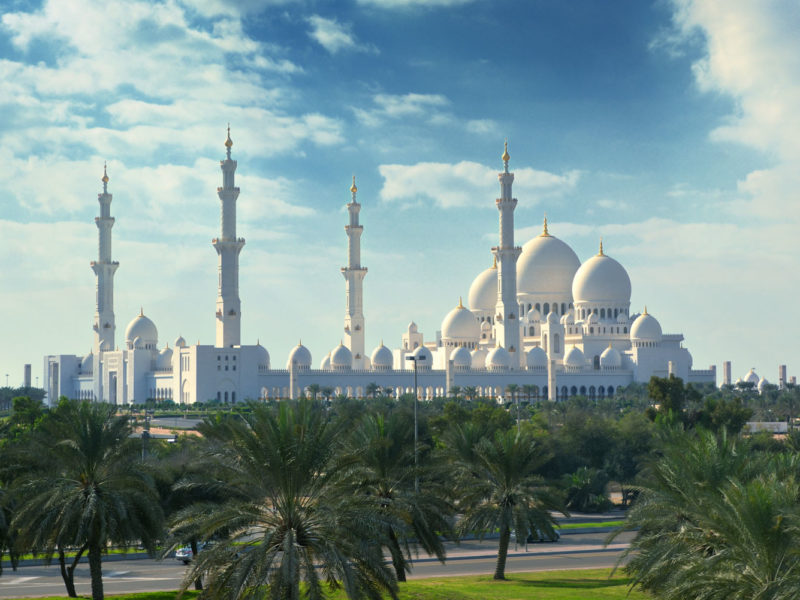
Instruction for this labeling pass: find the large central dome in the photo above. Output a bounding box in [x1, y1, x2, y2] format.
[517, 220, 581, 297]
[572, 243, 631, 305]
[468, 257, 498, 313]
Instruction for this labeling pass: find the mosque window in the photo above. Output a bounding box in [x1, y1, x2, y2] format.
[535, 303, 541, 312]
[614, 308, 618, 318]
[561, 303, 566, 314]
[554, 334, 560, 353]
[225, 365, 229, 371]
[600, 308, 605, 318]
[217, 391, 221, 401]
[624, 327, 628, 333]
[528, 303, 532, 311]
[232, 392, 236, 403]
[590, 327, 594, 334]
[529, 326, 535, 336]
[225, 355, 229, 360]
[233, 356, 236, 360]
[544, 303, 550, 315]
[224, 391, 228, 402]
[233, 366, 236, 371]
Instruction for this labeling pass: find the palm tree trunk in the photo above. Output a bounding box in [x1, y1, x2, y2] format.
[494, 525, 511, 580]
[387, 528, 407, 582]
[190, 539, 203, 590]
[88, 544, 104, 600]
[57, 545, 80, 597]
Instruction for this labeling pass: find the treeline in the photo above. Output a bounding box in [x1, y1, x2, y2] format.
[1, 376, 798, 600]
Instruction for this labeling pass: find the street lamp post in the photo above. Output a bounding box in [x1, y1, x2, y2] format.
[405, 354, 426, 493]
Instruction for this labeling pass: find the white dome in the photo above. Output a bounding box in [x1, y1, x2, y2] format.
[256, 343, 269, 369]
[468, 260, 498, 312]
[441, 299, 480, 341]
[743, 369, 760, 385]
[486, 345, 511, 370]
[125, 310, 158, 348]
[526, 346, 547, 369]
[80, 351, 93, 373]
[157, 345, 173, 369]
[616, 312, 628, 324]
[546, 311, 559, 325]
[371, 344, 393, 369]
[587, 312, 599, 325]
[481, 320, 492, 332]
[517, 226, 581, 296]
[563, 345, 585, 368]
[286, 342, 312, 369]
[411, 345, 433, 366]
[450, 346, 472, 368]
[470, 348, 488, 368]
[630, 310, 662, 343]
[408, 321, 418, 333]
[320, 353, 331, 370]
[528, 308, 541, 322]
[600, 344, 622, 368]
[757, 377, 768, 392]
[132, 336, 142, 349]
[174, 336, 187, 348]
[572, 249, 631, 305]
[330, 343, 353, 369]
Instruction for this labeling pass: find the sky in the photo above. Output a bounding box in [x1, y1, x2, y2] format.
[1, 0, 798, 387]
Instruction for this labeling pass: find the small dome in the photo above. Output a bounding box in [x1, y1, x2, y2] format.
[587, 312, 599, 325]
[157, 345, 173, 369]
[757, 377, 769, 392]
[441, 299, 480, 341]
[330, 343, 353, 370]
[125, 310, 158, 348]
[528, 308, 541, 322]
[80, 351, 93, 373]
[630, 310, 662, 343]
[255, 343, 270, 368]
[517, 227, 581, 297]
[286, 342, 312, 369]
[572, 249, 631, 305]
[526, 346, 547, 369]
[470, 347, 488, 368]
[563, 345, 585, 369]
[320, 353, 331, 370]
[559, 313, 570, 326]
[481, 320, 492, 332]
[546, 311, 559, 325]
[371, 344, 394, 369]
[450, 346, 472, 368]
[743, 369, 760, 385]
[411, 345, 433, 367]
[132, 336, 142, 349]
[486, 345, 511, 370]
[468, 260, 498, 313]
[600, 344, 622, 368]
[408, 321, 418, 333]
[616, 312, 628, 324]
[174, 336, 187, 348]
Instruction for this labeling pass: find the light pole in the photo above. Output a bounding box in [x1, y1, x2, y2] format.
[405, 353, 426, 493]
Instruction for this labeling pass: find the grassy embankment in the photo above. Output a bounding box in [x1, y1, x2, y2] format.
[4, 569, 649, 600]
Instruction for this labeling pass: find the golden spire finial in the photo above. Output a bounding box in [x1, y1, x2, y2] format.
[298, 339, 302, 346]
[491, 255, 497, 269]
[224, 123, 233, 148]
[139, 307, 143, 317]
[350, 175, 357, 194]
[542, 214, 550, 237]
[643, 306, 648, 315]
[380, 338, 384, 346]
[502, 139, 510, 163]
[608, 342, 613, 349]
[458, 296, 464, 309]
[598, 237, 605, 256]
[102, 162, 109, 184]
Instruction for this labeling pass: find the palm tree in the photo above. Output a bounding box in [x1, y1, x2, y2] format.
[445, 426, 565, 580]
[12, 400, 163, 600]
[171, 401, 398, 600]
[449, 385, 462, 400]
[306, 383, 320, 401]
[366, 382, 380, 399]
[506, 384, 521, 432]
[463, 386, 478, 402]
[346, 412, 454, 581]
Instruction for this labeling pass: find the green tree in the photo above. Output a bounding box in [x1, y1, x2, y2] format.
[171, 401, 398, 600]
[446, 427, 565, 580]
[347, 412, 454, 581]
[12, 400, 163, 600]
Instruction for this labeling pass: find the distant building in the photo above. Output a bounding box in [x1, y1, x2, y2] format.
[43, 135, 716, 405]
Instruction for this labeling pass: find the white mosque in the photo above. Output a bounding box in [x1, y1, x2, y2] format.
[43, 133, 718, 406]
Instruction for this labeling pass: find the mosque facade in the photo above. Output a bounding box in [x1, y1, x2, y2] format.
[43, 134, 718, 406]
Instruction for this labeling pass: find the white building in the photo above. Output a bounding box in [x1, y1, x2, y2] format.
[43, 134, 716, 405]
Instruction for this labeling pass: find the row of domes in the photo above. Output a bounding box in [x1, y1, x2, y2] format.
[468, 222, 632, 313]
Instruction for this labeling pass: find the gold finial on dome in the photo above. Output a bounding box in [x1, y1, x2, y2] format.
[224, 123, 233, 148]
[139, 307, 143, 317]
[598, 237, 605, 257]
[502, 139, 510, 163]
[102, 162, 109, 184]
[458, 296, 464, 309]
[298, 339, 302, 346]
[541, 214, 551, 237]
[608, 342, 613, 349]
[643, 306, 648, 315]
[492, 255, 497, 269]
[350, 175, 357, 194]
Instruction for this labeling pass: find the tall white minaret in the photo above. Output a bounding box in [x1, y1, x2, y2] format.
[492, 142, 522, 367]
[342, 176, 367, 368]
[213, 126, 245, 348]
[92, 163, 118, 354]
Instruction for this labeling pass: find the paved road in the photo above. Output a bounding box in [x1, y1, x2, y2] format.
[0, 531, 632, 598]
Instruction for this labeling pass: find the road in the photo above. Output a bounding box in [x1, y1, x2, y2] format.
[0, 531, 631, 598]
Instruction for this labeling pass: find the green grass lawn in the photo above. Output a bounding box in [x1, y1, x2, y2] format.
[5, 569, 649, 600]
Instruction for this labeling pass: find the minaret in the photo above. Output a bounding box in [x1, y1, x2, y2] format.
[342, 176, 367, 368]
[92, 163, 118, 354]
[213, 126, 245, 348]
[492, 142, 522, 367]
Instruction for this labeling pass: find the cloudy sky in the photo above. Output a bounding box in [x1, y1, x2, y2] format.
[1, 0, 797, 387]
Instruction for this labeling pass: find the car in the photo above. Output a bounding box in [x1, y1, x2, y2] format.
[526, 528, 560, 543]
[175, 542, 209, 564]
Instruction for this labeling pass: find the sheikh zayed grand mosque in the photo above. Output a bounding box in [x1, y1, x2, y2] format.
[43, 132, 719, 406]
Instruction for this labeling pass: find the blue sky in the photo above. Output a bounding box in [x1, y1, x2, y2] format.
[1, 0, 797, 387]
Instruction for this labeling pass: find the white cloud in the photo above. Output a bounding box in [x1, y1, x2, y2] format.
[306, 15, 375, 55]
[353, 93, 451, 127]
[379, 161, 580, 209]
[356, 0, 477, 7]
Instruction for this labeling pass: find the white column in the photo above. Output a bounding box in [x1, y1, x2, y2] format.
[342, 176, 367, 368]
[492, 142, 522, 368]
[213, 127, 245, 348]
[92, 165, 119, 402]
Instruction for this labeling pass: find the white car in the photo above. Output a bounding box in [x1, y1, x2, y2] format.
[175, 542, 208, 564]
